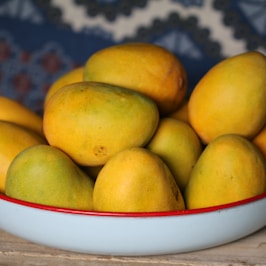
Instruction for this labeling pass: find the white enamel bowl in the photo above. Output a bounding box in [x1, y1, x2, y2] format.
[0, 192, 265, 256]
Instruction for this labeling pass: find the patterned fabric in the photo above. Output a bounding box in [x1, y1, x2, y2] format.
[0, 0, 265, 115]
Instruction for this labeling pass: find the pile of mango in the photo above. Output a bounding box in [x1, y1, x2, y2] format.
[1, 43, 266, 212]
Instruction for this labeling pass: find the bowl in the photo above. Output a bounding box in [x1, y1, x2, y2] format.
[0, 192, 265, 256]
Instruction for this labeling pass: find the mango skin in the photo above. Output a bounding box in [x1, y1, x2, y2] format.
[44, 66, 84, 107]
[188, 51, 266, 144]
[185, 134, 266, 209]
[5, 145, 94, 210]
[252, 125, 266, 159]
[43, 81, 159, 166]
[147, 118, 203, 191]
[0, 96, 43, 136]
[84, 42, 187, 115]
[169, 100, 189, 123]
[0, 120, 47, 193]
[93, 147, 185, 212]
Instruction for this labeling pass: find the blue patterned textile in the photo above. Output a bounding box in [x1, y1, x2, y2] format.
[0, 0, 265, 114]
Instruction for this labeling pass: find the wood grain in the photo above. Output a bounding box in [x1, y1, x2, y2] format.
[0, 227, 265, 265]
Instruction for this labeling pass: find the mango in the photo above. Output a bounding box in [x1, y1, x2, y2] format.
[147, 118, 202, 191]
[252, 125, 266, 159]
[93, 147, 185, 212]
[185, 134, 266, 209]
[0, 120, 46, 193]
[84, 42, 187, 115]
[0, 96, 43, 136]
[44, 66, 84, 107]
[188, 51, 266, 144]
[5, 145, 94, 210]
[169, 99, 189, 123]
[43, 81, 159, 166]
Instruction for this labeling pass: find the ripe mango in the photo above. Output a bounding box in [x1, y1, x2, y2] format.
[169, 100, 189, 123]
[188, 51, 266, 144]
[252, 125, 266, 159]
[93, 147, 185, 212]
[5, 145, 94, 210]
[185, 134, 266, 209]
[147, 118, 202, 191]
[84, 42, 187, 115]
[44, 66, 84, 107]
[43, 81, 159, 166]
[0, 96, 43, 136]
[0, 120, 46, 193]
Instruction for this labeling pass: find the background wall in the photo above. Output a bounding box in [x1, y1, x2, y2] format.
[0, 0, 265, 115]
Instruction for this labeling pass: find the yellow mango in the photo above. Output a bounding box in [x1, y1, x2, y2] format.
[253, 125, 266, 159]
[43, 81, 159, 166]
[0, 96, 43, 136]
[5, 145, 94, 210]
[93, 147, 185, 212]
[188, 51, 266, 144]
[185, 134, 266, 209]
[169, 99, 189, 123]
[147, 118, 203, 191]
[0, 120, 47, 192]
[44, 66, 84, 107]
[84, 42, 187, 115]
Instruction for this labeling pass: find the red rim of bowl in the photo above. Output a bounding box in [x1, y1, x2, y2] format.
[1, 192, 266, 217]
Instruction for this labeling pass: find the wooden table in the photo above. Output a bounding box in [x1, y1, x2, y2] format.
[0, 227, 265, 265]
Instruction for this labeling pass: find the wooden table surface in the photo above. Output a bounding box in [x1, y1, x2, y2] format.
[0, 226, 265, 266]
